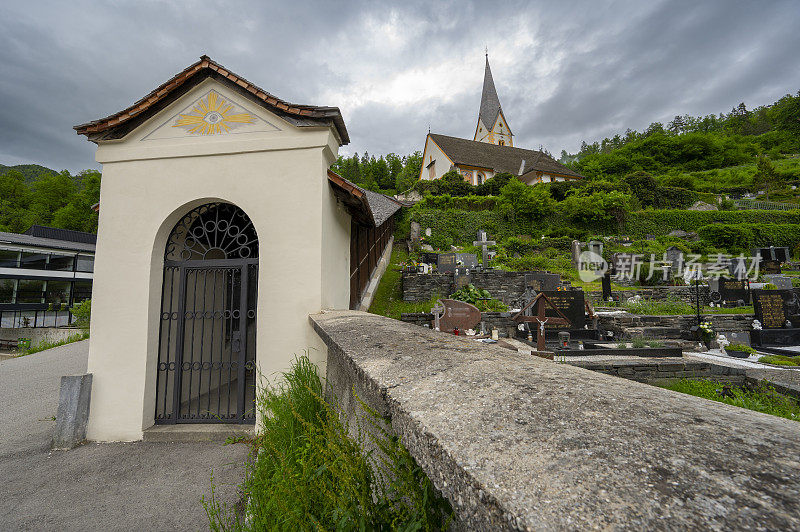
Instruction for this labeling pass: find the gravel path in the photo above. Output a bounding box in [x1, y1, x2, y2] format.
[0, 340, 248, 531]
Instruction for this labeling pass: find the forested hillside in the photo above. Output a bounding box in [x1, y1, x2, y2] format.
[0, 167, 100, 234]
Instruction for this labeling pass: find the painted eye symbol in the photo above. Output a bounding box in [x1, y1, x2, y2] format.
[203, 112, 223, 124]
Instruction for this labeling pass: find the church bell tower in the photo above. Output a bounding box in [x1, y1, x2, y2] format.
[474, 54, 513, 147]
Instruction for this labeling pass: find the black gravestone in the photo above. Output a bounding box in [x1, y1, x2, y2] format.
[601, 272, 612, 301]
[420, 252, 439, 265]
[761, 260, 782, 274]
[437, 253, 456, 273]
[753, 290, 789, 329]
[540, 290, 585, 329]
[453, 270, 471, 291]
[718, 277, 750, 304]
[456, 253, 479, 270]
[525, 272, 562, 292]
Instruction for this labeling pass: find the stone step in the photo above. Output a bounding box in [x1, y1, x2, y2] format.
[143, 424, 255, 443]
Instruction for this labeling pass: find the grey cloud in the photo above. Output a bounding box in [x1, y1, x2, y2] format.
[0, 0, 798, 172]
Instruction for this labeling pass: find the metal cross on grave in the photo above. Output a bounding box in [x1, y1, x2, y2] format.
[431, 300, 445, 331]
[473, 230, 496, 269]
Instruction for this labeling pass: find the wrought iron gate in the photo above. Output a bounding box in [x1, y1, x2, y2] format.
[155, 203, 258, 424]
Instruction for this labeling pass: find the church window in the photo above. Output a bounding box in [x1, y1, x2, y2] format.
[499, 140, 505, 146]
[477, 173, 484, 185]
[428, 163, 436, 179]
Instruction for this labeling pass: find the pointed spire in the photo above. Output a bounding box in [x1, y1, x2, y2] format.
[478, 54, 502, 130]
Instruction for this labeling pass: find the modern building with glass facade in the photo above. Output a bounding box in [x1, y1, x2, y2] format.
[0, 225, 95, 327]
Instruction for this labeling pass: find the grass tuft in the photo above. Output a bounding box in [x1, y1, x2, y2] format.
[758, 354, 800, 367]
[203, 355, 453, 530]
[660, 379, 800, 422]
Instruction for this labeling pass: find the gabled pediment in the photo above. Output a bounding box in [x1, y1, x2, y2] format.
[140, 88, 281, 141]
[75, 55, 349, 145]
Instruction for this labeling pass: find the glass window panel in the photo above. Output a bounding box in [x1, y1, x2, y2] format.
[0, 249, 19, 268]
[45, 281, 71, 305]
[16, 279, 44, 303]
[49, 254, 75, 272]
[72, 281, 92, 302]
[76, 255, 94, 273]
[0, 279, 15, 303]
[19, 252, 48, 270]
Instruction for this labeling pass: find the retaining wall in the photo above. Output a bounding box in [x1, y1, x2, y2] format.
[311, 310, 800, 530]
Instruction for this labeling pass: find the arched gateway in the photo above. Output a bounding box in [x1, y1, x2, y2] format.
[155, 203, 258, 424]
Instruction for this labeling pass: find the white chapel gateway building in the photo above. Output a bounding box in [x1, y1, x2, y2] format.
[76, 56, 398, 441]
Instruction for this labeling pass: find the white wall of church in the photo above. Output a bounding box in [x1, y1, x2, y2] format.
[419, 136, 453, 181]
[85, 79, 346, 441]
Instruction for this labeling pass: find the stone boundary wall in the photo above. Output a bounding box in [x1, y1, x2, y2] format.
[403, 270, 715, 306]
[570, 358, 748, 383]
[401, 312, 753, 340]
[597, 313, 753, 340]
[588, 286, 711, 305]
[311, 310, 800, 530]
[402, 271, 532, 302]
[400, 311, 515, 336]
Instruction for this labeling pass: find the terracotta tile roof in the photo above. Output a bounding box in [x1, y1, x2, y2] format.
[429, 133, 583, 179]
[74, 55, 349, 144]
[327, 170, 401, 227]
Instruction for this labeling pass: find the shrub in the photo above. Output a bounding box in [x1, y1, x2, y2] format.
[696, 224, 755, 251]
[70, 299, 91, 330]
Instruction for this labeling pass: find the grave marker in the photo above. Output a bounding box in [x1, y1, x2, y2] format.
[437, 298, 482, 333]
[753, 290, 788, 329]
[456, 253, 479, 270]
[453, 269, 472, 291]
[525, 272, 562, 292]
[473, 230, 496, 268]
[541, 290, 586, 329]
[718, 276, 750, 304]
[764, 275, 793, 290]
[437, 253, 456, 273]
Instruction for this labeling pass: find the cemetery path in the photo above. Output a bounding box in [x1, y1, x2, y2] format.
[0, 340, 248, 531]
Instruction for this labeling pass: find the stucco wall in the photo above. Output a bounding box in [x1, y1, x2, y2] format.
[85, 78, 348, 441]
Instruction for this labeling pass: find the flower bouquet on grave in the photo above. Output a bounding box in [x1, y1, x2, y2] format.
[698, 321, 715, 347]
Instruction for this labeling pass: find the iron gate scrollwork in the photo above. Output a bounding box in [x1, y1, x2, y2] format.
[155, 203, 258, 424]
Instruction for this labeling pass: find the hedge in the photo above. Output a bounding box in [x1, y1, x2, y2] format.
[415, 194, 498, 211]
[625, 209, 800, 236]
[697, 223, 800, 252]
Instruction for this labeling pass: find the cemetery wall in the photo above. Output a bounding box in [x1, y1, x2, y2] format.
[597, 314, 752, 340]
[588, 286, 711, 305]
[400, 311, 517, 336]
[311, 310, 800, 530]
[402, 271, 529, 302]
[403, 270, 712, 306]
[571, 358, 748, 384]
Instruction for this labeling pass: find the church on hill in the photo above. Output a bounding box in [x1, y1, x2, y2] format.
[419, 55, 583, 186]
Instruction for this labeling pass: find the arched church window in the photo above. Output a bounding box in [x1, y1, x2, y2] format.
[477, 173, 484, 185]
[498, 140, 505, 146]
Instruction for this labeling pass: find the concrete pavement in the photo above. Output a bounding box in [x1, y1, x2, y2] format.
[0, 340, 249, 531]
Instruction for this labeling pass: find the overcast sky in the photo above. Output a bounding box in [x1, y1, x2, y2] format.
[1, 0, 798, 173]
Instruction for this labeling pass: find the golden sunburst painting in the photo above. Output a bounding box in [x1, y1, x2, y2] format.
[173, 91, 255, 135]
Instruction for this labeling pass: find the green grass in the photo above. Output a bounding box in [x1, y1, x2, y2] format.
[758, 354, 800, 367]
[368, 246, 440, 318]
[203, 355, 452, 531]
[659, 379, 800, 422]
[16, 331, 89, 357]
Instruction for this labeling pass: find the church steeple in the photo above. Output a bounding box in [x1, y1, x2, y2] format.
[474, 53, 513, 146]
